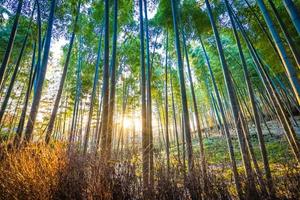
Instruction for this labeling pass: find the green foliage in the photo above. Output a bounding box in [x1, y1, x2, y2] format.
[200, 134, 293, 165]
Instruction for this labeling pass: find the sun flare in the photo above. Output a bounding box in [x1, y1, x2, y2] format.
[121, 116, 142, 131]
[122, 117, 132, 129]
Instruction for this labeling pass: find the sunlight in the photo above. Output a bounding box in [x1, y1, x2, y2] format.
[122, 117, 132, 129]
[121, 116, 142, 132]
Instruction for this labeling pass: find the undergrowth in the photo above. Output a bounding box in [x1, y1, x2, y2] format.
[0, 143, 299, 200]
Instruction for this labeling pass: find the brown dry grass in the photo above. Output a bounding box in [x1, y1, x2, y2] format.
[0, 143, 299, 200]
[0, 143, 67, 199]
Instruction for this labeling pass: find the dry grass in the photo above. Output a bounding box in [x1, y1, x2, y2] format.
[0, 143, 67, 199]
[0, 143, 299, 200]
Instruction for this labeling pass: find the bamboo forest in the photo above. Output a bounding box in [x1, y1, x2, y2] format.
[0, 0, 300, 199]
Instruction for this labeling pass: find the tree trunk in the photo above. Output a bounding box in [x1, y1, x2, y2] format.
[138, 0, 149, 195]
[232, 7, 300, 162]
[204, 0, 257, 198]
[24, 0, 57, 142]
[268, 0, 300, 67]
[199, 37, 242, 198]
[0, 27, 30, 124]
[106, 0, 118, 160]
[164, 30, 170, 174]
[256, 0, 300, 104]
[99, 0, 110, 158]
[45, 0, 81, 144]
[244, 0, 284, 68]
[283, 0, 300, 34]
[69, 37, 83, 145]
[83, 27, 103, 154]
[225, 0, 274, 194]
[182, 28, 207, 186]
[170, 69, 181, 164]
[14, 42, 36, 147]
[46, 0, 81, 144]
[0, 0, 24, 85]
[170, 0, 194, 175]
[143, 0, 154, 190]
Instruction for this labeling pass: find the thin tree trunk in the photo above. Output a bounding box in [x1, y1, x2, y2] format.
[0, 0, 24, 85]
[100, 0, 110, 158]
[62, 95, 68, 141]
[106, 0, 118, 160]
[83, 25, 103, 154]
[199, 37, 242, 199]
[244, 0, 285, 68]
[0, 62, 14, 96]
[210, 92, 224, 136]
[225, 0, 274, 194]
[268, 0, 300, 67]
[95, 81, 104, 152]
[181, 114, 186, 179]
[170, 69, 181, 164]
[143, 0, 154, 190]
[182, 28, 207, 186]
[14, 41, 36, 146]
[69, 37, 83, 145]
[116, 83, 128, 158]
[46, 0, 81, 144]
[164, 30, 170, 174]
[0, 3, 36, 124]
[205, 0, 257, 198]
[0, 26, 30, 124]
[256, 0, 300, 104]
[170, 0, 194, 175]
[138, 0, 149, 195]
[8, 92, 23, 142]
[283, 0, 300, 34]
[24, 0, 57, 142]
[232, 7, 300, 162]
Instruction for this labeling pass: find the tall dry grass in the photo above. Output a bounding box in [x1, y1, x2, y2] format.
[0, 143, 299, 200]
[0, 143, 67, 199]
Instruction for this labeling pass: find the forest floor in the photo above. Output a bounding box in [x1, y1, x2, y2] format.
[0, 117, 299, 199]
[200, 117, 299, 178]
